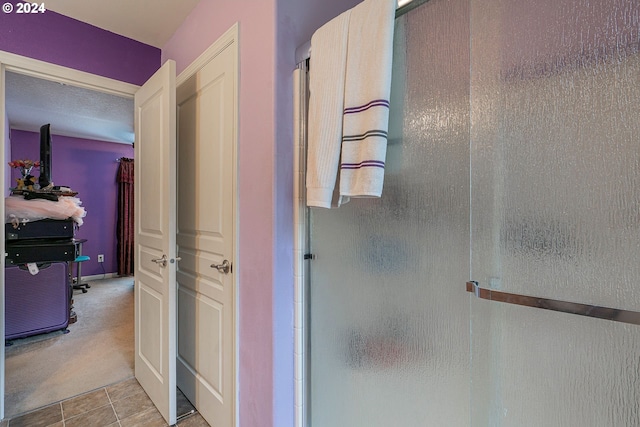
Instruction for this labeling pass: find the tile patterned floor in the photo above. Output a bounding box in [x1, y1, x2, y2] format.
[3, 377, 210, 427]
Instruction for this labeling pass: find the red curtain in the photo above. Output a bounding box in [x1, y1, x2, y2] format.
[117, 158, 135, 276]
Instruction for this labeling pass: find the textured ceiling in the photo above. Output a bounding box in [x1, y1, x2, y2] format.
[6, 72, 134, 144]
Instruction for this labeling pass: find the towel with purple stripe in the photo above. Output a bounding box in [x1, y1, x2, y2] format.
[306, 0, 396, 208]
[339, 0, 396, 199]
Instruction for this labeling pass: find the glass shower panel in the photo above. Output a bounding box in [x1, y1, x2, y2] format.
[470, 0, 640, 425]
[308, 1, 470, 425]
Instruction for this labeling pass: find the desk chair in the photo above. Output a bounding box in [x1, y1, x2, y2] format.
[73, 255, 91, 293]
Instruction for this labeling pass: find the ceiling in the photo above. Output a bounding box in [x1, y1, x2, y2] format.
[6, 1, 200, 145]
[7, 71, 135, 144]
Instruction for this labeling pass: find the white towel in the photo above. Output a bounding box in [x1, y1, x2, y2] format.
[306, 9, 351, 208]
[306, 0, 395, 208]
[339, 0, 396, 199]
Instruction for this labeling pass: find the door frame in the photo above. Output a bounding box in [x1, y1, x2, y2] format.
[0, 50, 139, 420]
[175, 22, 240, 426]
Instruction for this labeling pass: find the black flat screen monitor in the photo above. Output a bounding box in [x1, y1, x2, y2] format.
[39, 123, 51, 188]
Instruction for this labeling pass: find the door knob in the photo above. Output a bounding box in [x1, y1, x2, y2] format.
[151, 255, 168, 267]
[211, 259, 231, 274]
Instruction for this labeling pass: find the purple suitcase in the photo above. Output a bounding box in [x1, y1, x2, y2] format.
[5, 262, 71, 340]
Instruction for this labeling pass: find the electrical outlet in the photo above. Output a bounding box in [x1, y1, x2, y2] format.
[97, 254, 104, 263]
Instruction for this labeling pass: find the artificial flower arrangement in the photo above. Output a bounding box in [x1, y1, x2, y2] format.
[8, 159, 40, 190]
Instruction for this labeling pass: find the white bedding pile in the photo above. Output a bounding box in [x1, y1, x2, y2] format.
[5, 195, 86, 226]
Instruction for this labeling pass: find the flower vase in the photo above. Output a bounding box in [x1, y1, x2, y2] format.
[21, 166, 33, 178]
[19, 166, 37, 190]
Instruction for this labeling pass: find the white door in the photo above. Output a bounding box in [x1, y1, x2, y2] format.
[175, 31, 237, 427]
[134, 60, 177, 426]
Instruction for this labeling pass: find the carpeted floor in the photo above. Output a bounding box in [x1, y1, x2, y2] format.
[5, 277, 134, 417]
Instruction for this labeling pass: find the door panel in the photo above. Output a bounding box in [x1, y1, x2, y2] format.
[178, 286, 223, 391]
[176, 37, 237, 427]
[134, 60, 177, 426]
[138, 286, 163, 373]
[470, 0, 640, 425]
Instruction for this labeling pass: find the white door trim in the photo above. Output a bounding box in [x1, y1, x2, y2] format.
[176, 22, 240, 427]
[176, 23, 238, 87]
[0, 50, 139, 97]
[0, 57, 6, 422]
[0, 50, 139, 421]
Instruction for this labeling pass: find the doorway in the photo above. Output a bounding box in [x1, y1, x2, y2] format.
[0, 51, 139, 419]
[303, 0, 640, 425]
[1, 29, 239, 424]
[3, 82, 135, 416]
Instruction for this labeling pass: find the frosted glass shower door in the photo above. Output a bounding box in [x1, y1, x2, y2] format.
[470, 0, 640, 425]
[308, 1, 470, 426]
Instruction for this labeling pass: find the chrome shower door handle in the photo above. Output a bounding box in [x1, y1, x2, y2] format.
[211, 259, 231, 274]
[151, 255, 168, 268]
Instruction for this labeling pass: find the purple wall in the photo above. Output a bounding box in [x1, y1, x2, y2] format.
[163, 0, 363, 425]
[0, 1, 160, 86]
[9, 130, 133, 276]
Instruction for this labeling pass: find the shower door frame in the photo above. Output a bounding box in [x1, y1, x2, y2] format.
[292, 60, 311, 427]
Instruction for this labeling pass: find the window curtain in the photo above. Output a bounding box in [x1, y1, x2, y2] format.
[116, 158, 134, 276]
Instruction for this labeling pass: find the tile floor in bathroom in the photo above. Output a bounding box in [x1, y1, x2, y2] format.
[2, 377, 209, 427]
